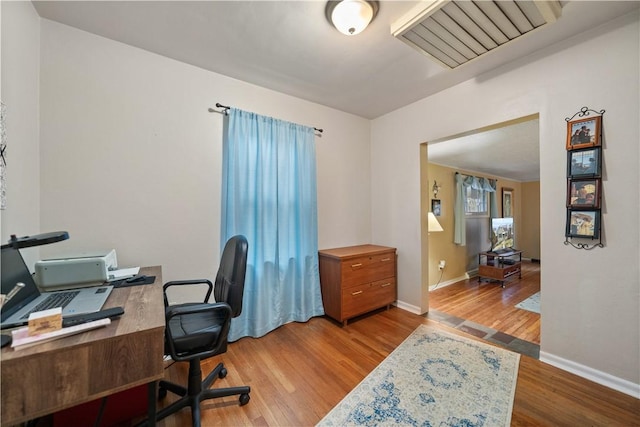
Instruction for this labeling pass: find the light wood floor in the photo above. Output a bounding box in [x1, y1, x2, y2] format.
[155, 306, 639, 426]
[429, 260, 541, 344]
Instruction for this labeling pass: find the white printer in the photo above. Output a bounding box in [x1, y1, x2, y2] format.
[34, 249, 118, 290]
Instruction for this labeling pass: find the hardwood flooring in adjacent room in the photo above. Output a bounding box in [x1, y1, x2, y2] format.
[154, 307, 638, 427]
[429, 260, 541, 344]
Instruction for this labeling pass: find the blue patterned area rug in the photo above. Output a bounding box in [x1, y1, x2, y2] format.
[515, 292, 541, 314]
[317, 325, 520, 427]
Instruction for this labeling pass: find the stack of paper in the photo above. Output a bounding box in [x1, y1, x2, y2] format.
[107, 267, 140, 282]
[11, 318, 111, 350]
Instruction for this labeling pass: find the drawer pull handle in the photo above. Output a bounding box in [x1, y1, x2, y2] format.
[381, 258, 391, 262]
[351, 290, 363, 296]
[351, 263, 363, 268]
[381, 282, 392, 287]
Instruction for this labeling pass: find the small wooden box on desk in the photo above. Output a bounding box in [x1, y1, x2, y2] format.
[478, 250, 522, 288]
[318, 245, 397, 325]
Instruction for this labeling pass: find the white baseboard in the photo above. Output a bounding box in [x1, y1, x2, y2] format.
[429, 272, 475, 292]
[540, 351, 640, 399]
[395, 300, 422, 315]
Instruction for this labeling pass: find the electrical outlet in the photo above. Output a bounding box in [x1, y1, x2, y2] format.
[438, 260, 446, 270]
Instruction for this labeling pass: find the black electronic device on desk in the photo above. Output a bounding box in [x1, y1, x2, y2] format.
[112, 275, 156, 288]
[62, 306, 124, 327]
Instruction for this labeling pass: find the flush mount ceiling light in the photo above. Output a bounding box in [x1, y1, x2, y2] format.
[391, 0, 562, 68]
[326, 0, 379, 36]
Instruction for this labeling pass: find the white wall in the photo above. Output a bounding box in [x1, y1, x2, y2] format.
[372, 10, 639, 394]
[0, 1, 41, 269]
[37, 19, 371, 283]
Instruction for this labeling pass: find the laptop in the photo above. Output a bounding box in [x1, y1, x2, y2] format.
[1, 246, 113, 329]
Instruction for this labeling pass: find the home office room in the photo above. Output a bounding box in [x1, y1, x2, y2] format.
[2, 1, 639, 426]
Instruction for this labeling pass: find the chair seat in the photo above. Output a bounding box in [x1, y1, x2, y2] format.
[167, 303, 226, 356]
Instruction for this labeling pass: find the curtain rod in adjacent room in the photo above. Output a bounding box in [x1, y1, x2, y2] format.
[208, 103, 324, 134]
[455, 171, 497, 182]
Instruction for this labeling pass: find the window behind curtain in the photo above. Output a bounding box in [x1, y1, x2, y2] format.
[464, 186, 489, 216]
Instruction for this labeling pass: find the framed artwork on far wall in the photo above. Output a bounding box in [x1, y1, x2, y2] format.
[566, 210, 600, 239]
[567, 178, 601, 208]
[566, 115, 601, 150]
[502, 188, 513, 218]
[431, 199, 441, 216]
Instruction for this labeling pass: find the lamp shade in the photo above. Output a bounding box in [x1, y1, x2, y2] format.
[326, 0, 379, 36]
[427, 212, 443, 232]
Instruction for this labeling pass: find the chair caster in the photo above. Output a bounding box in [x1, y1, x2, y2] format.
[239, 393, 250, 406]
[219, 367, 227, 379]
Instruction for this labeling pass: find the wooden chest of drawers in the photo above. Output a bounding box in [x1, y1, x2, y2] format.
[318, 245, 397, 325]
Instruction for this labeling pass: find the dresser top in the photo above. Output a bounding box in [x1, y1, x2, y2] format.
[318, 244, 396, 260]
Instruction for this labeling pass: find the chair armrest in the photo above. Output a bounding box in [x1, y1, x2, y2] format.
[165, 301, 231, 319]
[163, 279, 214, 306]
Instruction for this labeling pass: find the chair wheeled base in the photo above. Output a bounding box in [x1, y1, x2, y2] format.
[156, 359, 250, 427]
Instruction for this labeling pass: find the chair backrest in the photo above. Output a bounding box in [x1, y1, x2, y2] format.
[214, 235, 248, 318]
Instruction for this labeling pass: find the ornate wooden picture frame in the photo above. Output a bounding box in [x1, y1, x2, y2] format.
[566, 115, 601, 150]
[567, 178, 601, 209]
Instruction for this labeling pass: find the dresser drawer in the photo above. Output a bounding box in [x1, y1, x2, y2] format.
[342, 277, 396, 319]
[341, 253, 395, 288]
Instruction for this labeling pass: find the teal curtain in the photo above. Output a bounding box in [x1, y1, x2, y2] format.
[453, 173, 496, 246]
[221, 108, 325, 341]
[454, 173, 466, 245]
[489, 179, 498, 218]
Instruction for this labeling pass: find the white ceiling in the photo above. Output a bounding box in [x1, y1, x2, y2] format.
[31, 0, 638, 182]
[428, 116, 540, 182]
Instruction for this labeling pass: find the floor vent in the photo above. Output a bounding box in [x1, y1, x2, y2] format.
[391, 0, 562, 69]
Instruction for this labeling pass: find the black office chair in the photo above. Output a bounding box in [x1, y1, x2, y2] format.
[156, 235, 251, 427]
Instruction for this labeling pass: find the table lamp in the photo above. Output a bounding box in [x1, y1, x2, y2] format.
[427, 212, 443, 233]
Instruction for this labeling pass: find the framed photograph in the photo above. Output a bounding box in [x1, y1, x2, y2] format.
[566, 116, 601, 150]
[566, 210, 600, 239]
[568, 147, 601, 177]
[567, 178, 601, 208]
[431, 199, 441, 216]
[502, 188, 513, 218]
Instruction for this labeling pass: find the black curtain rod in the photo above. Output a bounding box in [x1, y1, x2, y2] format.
[455, 172, 497, 181]
[208, 103, 323, 134]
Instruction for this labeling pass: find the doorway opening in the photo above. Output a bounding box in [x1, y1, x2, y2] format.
[421, 114, 541, 356]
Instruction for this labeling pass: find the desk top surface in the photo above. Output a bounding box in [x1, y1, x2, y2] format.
[1, 265, 164, 361]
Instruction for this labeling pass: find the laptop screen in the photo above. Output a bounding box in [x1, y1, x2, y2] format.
[1, 247, 41, 321]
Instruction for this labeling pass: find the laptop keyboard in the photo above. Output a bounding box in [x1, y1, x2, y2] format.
[20, 291, 80, 319]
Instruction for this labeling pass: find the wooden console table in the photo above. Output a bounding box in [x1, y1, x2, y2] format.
[478, 250, 522, 287]
[1, 266, 165, 426]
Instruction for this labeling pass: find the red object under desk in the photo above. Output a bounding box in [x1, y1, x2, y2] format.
[53, 384, 148, 427]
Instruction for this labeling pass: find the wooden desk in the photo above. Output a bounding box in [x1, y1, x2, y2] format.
[1, 266, 165, 426]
